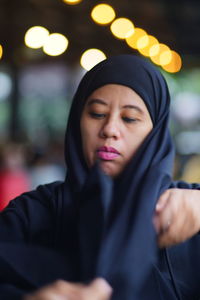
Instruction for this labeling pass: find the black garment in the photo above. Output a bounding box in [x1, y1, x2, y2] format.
[0, 55, 200, 300]
[0, 181, 200, 300]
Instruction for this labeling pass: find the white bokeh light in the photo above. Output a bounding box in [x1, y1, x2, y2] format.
[80, 49, 106, 71]
[43, 33, 69, 56]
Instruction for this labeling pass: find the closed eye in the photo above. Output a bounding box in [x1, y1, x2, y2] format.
[89, 112, 106, 119]
[122, 117, 137, 123]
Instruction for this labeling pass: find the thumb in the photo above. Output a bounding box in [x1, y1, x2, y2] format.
[155, 190, 170, 212]
[86, 278, 112, 300]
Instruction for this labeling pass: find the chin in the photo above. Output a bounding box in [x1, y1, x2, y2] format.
[99, 161, 119, 178]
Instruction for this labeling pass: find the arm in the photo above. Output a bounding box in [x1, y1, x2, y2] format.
[0, 182, 60, 244]
[0, 183, 60, 298]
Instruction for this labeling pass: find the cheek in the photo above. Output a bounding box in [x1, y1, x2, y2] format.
[125, 128, 151, 158]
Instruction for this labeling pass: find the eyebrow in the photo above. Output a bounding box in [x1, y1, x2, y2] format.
[87, 99, 107, 106]
[87, 98, 144, 114]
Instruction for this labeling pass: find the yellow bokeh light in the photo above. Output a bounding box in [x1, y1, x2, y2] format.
[160, 50, 172, 66]
[24, 26, 49, 49]
[62, 0, 82, 4]
[91, 4, 115, 25]
[149, 43, 170, 65]
[137, 35, 158, 57]
[43, 33, 69, 56]
[137, 35, 149, 49]
[110, 18, 134, 39]
[161, 51, 182, 73]
[149, 44, 160, 57]
[80, 49, 106, 71]
[0, 44, 3, 59]
[126, 28, 147, 49]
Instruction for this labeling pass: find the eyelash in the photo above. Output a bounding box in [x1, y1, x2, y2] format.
[122, 117, 137, 123]
[89, 112, 137, 123]
[89, 112, 106, 119]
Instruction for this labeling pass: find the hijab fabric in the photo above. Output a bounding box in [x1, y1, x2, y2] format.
[64, 55, 175, 299]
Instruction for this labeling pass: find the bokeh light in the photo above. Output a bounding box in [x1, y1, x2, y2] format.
[91, 4, 115, 25]
[149, 43, 170, 65]
[24, 26, 49, 49]
[110, 18, 134, 39]
[43, 33, 69, 56]
[80, 49, 106, 70]
[160, 50, 172, 66]
[0, 44, 3, 59]
[137, 35, 149, 49]
[161, 51, 182, 73]
[62, 0, 82, 4]
[137, 35, 158, 57]
[126, 28, 147, 49]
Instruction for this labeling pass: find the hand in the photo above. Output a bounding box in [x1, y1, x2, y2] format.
[24, 278, 112, 300]
[153, 189, 200, 248]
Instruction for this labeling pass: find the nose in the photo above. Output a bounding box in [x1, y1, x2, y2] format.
[100, 117, 120, 139]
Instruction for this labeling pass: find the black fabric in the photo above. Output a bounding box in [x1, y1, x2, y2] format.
[65, 55, 174, 298]
[0, 55, 200, 299]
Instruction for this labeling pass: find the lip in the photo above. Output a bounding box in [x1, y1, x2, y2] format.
[97, 146, 120, 154]
[97, 146, 120, 161]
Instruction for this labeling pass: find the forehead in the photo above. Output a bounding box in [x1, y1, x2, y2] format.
[86, 84, 148, 111]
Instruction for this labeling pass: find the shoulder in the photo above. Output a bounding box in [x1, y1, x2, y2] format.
[1, 181, 65, 217]
[0, 181, 66, 243]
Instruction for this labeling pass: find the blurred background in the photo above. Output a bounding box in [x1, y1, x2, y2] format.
[0, 0, 200, 209]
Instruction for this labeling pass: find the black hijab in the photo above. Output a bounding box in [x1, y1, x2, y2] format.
[64, 55, 175, 299]
[65, 54, 173, 188]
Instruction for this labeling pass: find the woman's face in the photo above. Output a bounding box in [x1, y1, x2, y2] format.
[80, 84, 153, 177]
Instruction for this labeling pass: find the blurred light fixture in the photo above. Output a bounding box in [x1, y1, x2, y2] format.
[137, 35, 158, 57]
[0, 44, 3, 59]
[126, 28, 147, 49]
[24, 26, 49, 49]
[110, 18, 134, 39]
[43, 33, 69, 56]
[62, 0, 82, 4]
[159, 50, 172, 66]
[137, 35, 149, 49]
[91, 4, 116, 25]
[161, 51, 182, 73]
[149, 43, 170, 65]
[80, 49, 106, 70]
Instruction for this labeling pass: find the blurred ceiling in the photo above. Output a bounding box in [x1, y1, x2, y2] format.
[1, 0, 200, 68]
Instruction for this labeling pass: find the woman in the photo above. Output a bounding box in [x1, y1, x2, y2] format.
[0, 54, 200, 300]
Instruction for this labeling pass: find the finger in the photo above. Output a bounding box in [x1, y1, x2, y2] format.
[85, 278, 112, 300]
[24, 281, 71, 300]
[157, 203, 187, 248]
[158, 204, 198, 248]
[153, 204, 172, 235]
[154, 201, 174, 239]
[158, 225, 179, 248]
[155, 190, 170, 213]
[24, 291, 66, 300]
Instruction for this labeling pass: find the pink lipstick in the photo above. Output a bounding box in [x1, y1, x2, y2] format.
[97, 146, 120, 160]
